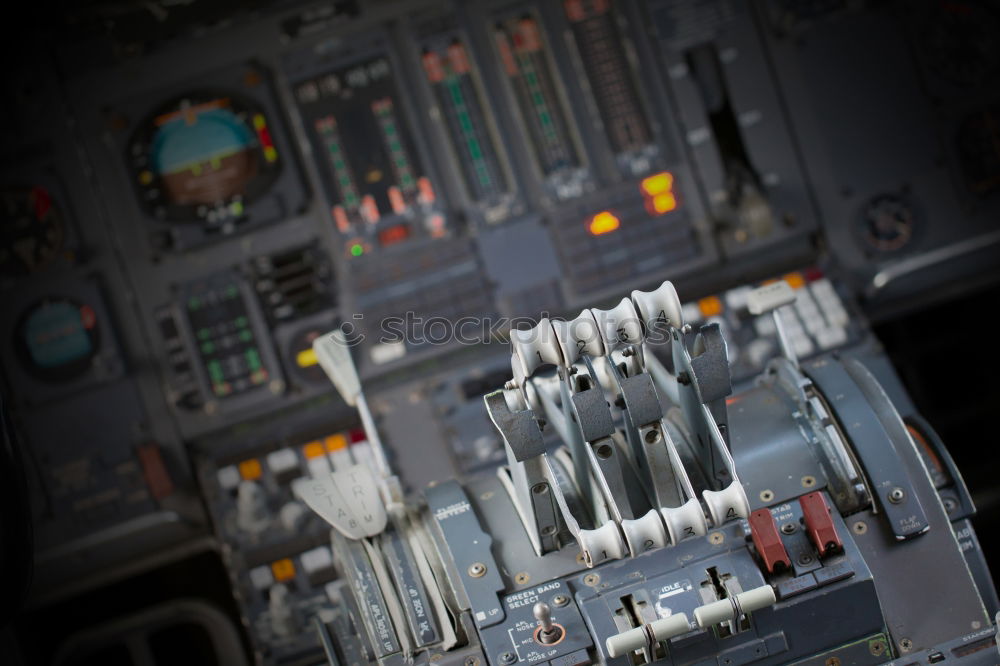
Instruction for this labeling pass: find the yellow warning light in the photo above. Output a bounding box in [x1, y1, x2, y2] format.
[588, 210, 620, 236]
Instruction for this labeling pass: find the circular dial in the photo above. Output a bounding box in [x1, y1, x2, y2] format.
[0, 185, 65, 277]
[15, 297, 99, 383]
[859, 195, 916, 253]
[129, 93, 281, 225]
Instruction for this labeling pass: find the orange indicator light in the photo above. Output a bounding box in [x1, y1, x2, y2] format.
[650, 192, 677, 214]
[588, 211, 620, 236]
[417, 176, 436, 204]
[388, 186, 405, 214]
[641, 171, 674, 196]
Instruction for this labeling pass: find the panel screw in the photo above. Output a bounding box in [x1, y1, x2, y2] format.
[825, 658, 841, 666]
[468, 563, 486, 578]
[760, 489, 774, 502]
[552, 594, 569, 607]
[798, 553, 814, 565]
[888, 487, 905, 504]
[499, 652, 516, 665]
[515, 572, 530, 585]
[801, 476, 816, 488]
[900, 638, 913, 652]
[869, 639, 886, 656]
[709, 531, 725, 545]
[464, 658, 480, 666]
[583, 573, 600, 587]
[781, 522, 797, 534]
[943, 497, 957, 513]
[853, 521, 867, 535]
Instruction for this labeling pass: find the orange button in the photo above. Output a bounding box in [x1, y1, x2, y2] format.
[325, 434, 348, 452]
[271, 558, 296, 582]
[238, 459, 262, 481]
[698, 295, 723, 318]
[303, 441, 326, 459]
[783, 272, 805, 290]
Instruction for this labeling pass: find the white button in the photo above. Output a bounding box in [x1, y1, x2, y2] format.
[823, 303, 850, 328]
[300, 545, 334, 574]
[809, 279, 837, 301]
[249, 565, 274, 590]
[792, 336, 814, 357]
[801, 312, 827, 336]
[817, 327, 848, 349]
[779, 309, 806, 336]
[328, 448, 352, 472]
[216, 465, 240, 491]
[307, 455, 331, 478]
[682, 303, 702, 325]
[267, 448, 299, 475]
[724, 286, 751, 311]
[754, 315, 776, 337]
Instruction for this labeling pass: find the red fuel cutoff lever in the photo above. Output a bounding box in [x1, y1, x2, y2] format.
[749, 508, 791, 573]
[799, 491, 843, 557]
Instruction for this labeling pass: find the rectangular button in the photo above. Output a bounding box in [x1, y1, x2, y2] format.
[749, 509, 791, 574]
[799, 492, 843, 557]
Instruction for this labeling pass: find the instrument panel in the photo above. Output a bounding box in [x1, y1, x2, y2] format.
[2, 1, 999, 664]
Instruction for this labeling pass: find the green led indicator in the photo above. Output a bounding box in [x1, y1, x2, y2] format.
[207, 360, 224, 381]
[350, 243, 364, 257]
[201, 342, 215, 355]
[197, 327, 212, 341]
[235, 316, 248, 328]
[239, 329, 253, 342]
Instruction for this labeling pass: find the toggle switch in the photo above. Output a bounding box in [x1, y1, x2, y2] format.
[533, 602, 564, 645]
[749, 508, 791, 574]
[799, 491, 842, 557]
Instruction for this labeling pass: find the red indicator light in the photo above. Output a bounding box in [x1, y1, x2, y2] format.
[422, 51, 445, 83]
[379, 223, 411, 247]
[388, 186, 406, 214]
[516, 18, 541, 53]
[448, 42, 471, 74]
[361, 195, 379, 225]
[588, 210, 620, 236]
[332, 205, 350, 233]
[428, 214, 446, 237]
[563, 0, 586, 22]
[417, 176, 436, 204]
[495, 33, 519, 75]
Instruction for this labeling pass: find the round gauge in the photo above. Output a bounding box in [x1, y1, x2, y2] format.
[0, 185, 65, 277]
[15, 297, 99, 383]
[128, 93, 281, 225]
[858, 195, 916, 253]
